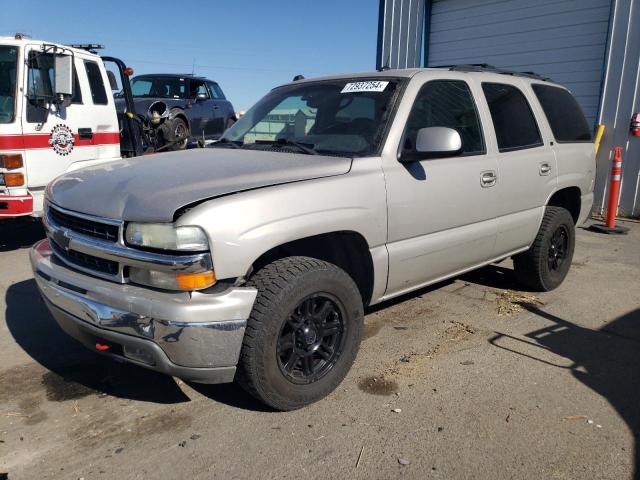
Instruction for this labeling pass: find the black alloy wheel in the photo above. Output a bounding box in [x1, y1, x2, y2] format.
[276, 294, 346, 385]
[548, 225, 569, 272]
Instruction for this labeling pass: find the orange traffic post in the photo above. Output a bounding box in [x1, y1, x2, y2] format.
[591, 146, 629, 234]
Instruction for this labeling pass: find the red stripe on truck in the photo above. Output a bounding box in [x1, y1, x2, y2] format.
[0, 132, 120, 150]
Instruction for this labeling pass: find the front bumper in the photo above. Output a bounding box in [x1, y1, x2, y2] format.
[30, 239, 257, 384]
[0, 194, 33, 218]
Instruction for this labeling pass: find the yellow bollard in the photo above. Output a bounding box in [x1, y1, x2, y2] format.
[594, 124, 605, 155]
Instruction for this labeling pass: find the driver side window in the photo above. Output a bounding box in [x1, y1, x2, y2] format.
[404, 80, 485, 156]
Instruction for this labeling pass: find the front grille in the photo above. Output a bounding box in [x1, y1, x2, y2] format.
[50, 240, 119, 276]
[48, 206, 119, 242]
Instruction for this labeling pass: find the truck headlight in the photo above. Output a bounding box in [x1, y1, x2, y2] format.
[125, 223, 209, 251]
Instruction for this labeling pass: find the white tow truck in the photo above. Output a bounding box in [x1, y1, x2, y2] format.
[0, 35, 155, 219]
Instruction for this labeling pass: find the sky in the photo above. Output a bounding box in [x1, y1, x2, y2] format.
[1, 0, 380, 111]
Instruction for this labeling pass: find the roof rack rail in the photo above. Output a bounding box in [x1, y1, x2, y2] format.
[431, 64, 551, 82]
[67, 44, 105, 53]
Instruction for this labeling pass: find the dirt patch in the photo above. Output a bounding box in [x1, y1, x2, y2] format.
[0, 364, 47, 403]
[363, 321, 384, 340]
[358, 375, 399, 396]
[361, 319, 478, 389]
[41, 370, 96, 402]
[133, 410, 193, 438]
[496, 290, 544, 316]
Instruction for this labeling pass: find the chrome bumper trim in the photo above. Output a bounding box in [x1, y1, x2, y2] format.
[31, 240, 257, 370]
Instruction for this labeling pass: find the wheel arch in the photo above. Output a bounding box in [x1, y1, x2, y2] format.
[248, 231, 375, 306]
[546, 186, 582, 224]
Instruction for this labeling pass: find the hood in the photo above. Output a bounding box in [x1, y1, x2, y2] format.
[48, 149, 352, 222]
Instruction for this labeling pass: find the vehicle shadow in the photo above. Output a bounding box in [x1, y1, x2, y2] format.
[0, 218, 45, 252]
[4, 279, 190, 404]
[489, 305, 640, 480]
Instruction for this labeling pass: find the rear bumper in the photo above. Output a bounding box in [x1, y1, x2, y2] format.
[30, 239, 258, 384]
[0, 194, 33, 218]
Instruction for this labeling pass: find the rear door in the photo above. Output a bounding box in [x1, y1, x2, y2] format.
[477, 80, 557, 254]
[21, 46, 119, 189]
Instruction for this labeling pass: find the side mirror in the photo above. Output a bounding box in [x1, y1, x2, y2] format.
[400, 126, 462, 162]
[196, 92, 208, 101]
[54, 54, 73, 99]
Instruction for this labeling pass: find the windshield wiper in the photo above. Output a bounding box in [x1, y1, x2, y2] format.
[266, 138, 319, 155]
[210, 138, 243, 149]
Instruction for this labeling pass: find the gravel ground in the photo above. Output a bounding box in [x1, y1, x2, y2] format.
[0, 218, 638, 479]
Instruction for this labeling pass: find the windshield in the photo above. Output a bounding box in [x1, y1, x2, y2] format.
[0, 46, 18, 124]
[219, 78, 402, 157]
[130, 76, 187, 99]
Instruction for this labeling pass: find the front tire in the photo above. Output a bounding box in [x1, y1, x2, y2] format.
[237, 257, 364, 411]
[513, 206, 575, 291]
[162, 116, 189, 151]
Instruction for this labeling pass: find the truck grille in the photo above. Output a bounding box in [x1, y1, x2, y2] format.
[48, 206, 119, 242]
[50, 240, 120, 276]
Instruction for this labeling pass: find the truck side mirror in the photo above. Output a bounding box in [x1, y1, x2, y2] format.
[399, 126, 462, 162]
[54, 54, 73, 100]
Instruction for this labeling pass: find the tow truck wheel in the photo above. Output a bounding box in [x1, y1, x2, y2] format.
[162, 116, 189, 151]
[237, 256, 364, 411]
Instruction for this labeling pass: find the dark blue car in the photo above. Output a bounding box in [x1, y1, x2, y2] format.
[116, 74, 236, 150]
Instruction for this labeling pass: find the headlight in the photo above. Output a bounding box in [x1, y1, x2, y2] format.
[125, 223, 209, 251]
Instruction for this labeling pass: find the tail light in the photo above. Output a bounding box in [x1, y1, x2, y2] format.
[0, 153, 23, 169]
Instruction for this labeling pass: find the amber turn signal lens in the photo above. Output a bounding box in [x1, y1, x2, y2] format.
[0, 153, 23, 169]
[4, 173, 24, 186]
[124, 67, 134, 76]
[175, 271, 216, 290]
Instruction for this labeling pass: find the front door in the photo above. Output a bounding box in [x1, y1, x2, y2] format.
[384, 78, 499, 297]
[188, 78, 222, 140]
[21, 46, 120, 190]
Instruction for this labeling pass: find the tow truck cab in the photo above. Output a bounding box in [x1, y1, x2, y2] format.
[0, 36, 138, 219]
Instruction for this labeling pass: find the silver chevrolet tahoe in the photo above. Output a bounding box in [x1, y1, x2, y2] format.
[30, 66, 595, 410]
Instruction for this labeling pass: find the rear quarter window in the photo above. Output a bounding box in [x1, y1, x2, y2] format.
[532, 84, 592, 142]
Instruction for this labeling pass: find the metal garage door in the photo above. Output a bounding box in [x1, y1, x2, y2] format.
[426, 0, 612, 127]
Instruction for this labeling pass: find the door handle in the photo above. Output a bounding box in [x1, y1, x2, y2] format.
[212, 105, 219, 110]
[539, 163, 551, 176]
[480, 170, 497, 187]
[78, 128, 93, 140]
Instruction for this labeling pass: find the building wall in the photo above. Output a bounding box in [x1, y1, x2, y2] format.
[377, 0, 640, 217]
[426, 0, 611, 128]
[594, 0, 640, 217]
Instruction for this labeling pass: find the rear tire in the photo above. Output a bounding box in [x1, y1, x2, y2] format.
[237, 256, 364, 411]
[513, 206, 575, 291]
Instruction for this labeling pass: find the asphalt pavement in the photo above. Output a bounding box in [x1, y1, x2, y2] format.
[0, 217, 638, 479]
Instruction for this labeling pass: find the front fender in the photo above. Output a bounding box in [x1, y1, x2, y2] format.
[176, 157, 387, 280]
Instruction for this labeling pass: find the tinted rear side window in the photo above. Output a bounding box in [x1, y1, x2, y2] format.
[84, 60, 108, 105]
[532, 84, 592, 142]
[482, 83, 542, 152]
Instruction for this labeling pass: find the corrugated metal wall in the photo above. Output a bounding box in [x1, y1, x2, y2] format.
[377, 0, 427, 69]
[426, 0, 612, 127]
[595, 0, 640, 218]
